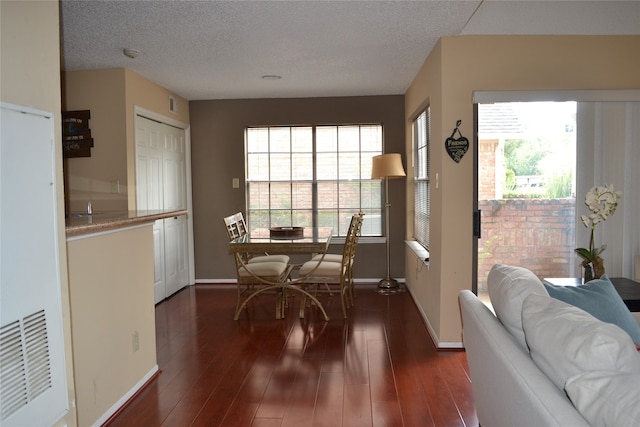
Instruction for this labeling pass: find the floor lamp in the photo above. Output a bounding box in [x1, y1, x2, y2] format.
[371, 153, 406, 294]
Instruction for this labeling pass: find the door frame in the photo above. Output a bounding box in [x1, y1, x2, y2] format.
[133, 106, 195, 287]
[472, 89, 640, 294]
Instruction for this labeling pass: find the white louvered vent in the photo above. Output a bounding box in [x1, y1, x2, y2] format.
[0, 310, 52, 421]
[169, 95, 178, 114]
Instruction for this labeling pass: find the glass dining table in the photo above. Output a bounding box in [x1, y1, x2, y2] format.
[228, 227, 333, 320]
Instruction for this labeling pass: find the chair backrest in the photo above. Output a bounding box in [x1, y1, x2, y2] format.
[223, 212, 249, 241]
[235, 212, 249, 237]
[341, 213, 364, 267]
[224, 212, 256, 266]
[223, 213, 241, 241]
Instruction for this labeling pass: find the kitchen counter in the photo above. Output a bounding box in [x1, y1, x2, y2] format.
[65, 209, 188, 238]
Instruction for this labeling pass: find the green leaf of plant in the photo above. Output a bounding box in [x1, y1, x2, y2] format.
[575, 247, 594, 261]
[592, 244, 607, 257]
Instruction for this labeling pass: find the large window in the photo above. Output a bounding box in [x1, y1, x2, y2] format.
[414, 107, 430, 249]
[246, 125, 383, 237]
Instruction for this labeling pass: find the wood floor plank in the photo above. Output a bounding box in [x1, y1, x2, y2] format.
[312, 372, 344, 427]
[280, 358, 322, 427]
[104, 286, 477, 427]
[367, 339, 403, 427]
[344, 330, 369, 385]
[190, 343, 263, 426]
[320, 323, 346, 374]
[250, 418, 283, 427]
[389, 350, 435, 427]
[343, 383, 373, 427]
[219, 352, 280, 427]
[254, 347, 304, 419]
[438, 353, 478, 427]
[157, 349, 248, 427]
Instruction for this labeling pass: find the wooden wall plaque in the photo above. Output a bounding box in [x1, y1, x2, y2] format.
[63, 110, 93, 158]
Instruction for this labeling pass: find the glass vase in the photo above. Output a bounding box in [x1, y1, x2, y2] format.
[582, 262, 594, 283]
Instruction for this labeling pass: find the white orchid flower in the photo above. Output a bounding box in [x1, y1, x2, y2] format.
[576, 184, 622, 276]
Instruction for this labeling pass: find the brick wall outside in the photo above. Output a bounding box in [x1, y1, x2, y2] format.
[477, 198, 576, 293]
[479, 139, 501, 200]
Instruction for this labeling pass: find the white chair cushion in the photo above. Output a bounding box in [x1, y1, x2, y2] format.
[249, 254, 290, 264]
[311, 254, 343, 263]
[487, 264, 549, 349]
[238, 261, 287, 278]
[299, 260, 343, 277]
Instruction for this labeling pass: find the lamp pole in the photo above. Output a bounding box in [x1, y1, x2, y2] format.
[371, 153, 406, 294]
[378, 175, 400, 289]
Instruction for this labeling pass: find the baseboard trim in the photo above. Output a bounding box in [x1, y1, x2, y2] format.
[195, 278, 388, 286]
[404, 285, 464, 350]
[92, 365, 159, 427]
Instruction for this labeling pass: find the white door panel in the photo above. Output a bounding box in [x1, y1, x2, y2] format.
[152, 221, 165, 304]
[135, 115, 189, 302]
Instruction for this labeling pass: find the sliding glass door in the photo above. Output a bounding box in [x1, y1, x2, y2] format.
[473, 91, 640, 302]
[475, 101, 577, 301]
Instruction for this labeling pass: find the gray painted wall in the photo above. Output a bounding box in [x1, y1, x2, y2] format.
[189, 95, 406, 281]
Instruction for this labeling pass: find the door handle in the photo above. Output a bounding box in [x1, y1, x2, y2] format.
[473, 210, 481, 239]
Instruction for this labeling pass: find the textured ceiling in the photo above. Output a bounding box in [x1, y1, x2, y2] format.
[60, 1, 640, 101]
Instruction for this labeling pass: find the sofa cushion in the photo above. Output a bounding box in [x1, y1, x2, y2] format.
[521, 294, 640, 390]
[544, 275, 640, 344]
[565, 371, 640, 427]
[487, 264, 549, 349]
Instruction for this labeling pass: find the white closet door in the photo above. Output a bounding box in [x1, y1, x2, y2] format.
[175, 215, 189, 286]
[0, 103, 68, 426]
[162, 125, 186, 211]
[162, 127, 187, 297]
[136, 117, 166, 302]
[135, 115, 189, 303]
[135, 117, 163, 211]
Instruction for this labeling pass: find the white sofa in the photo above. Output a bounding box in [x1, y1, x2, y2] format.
[460, 264, 640, 427]
[460, 290, 590, 427]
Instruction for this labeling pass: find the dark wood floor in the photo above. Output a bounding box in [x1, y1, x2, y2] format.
[106, 285, 477, 427]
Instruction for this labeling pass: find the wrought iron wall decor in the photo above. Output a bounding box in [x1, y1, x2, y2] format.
[445, 119, 469, 163]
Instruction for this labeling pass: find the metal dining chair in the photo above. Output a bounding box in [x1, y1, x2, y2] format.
[233, 259, 292, 320]
[308, 212, 364, 300]
[298, 213, 364, 318]
[223, 212, 289, 264]
[224, 212, 291, 319]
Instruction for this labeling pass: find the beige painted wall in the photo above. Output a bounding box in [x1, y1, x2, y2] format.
[63, 69, 128, 213]
[0, 1, 77, 425]
[67, 225, 156, 427]
[63, 68, 189, 212]
[123, 68, 190, 209]
[189, 96, 405, 281]
[405, 35, 640, 346]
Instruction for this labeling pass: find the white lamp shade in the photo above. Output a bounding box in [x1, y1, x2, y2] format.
[371, 153, 406, 179]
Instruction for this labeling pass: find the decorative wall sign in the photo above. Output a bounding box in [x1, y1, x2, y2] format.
[445, 119, 469, 163]
[62, 110, 93, 158]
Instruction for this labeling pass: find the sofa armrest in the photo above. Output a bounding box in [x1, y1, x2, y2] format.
[459, 290, 590, 427]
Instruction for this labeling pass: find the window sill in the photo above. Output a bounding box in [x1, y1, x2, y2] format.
[405, 240, 430, 266]
[330, 236, 385, 245]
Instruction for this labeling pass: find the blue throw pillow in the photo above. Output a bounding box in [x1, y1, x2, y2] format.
[544, 275, 640, 344]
